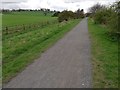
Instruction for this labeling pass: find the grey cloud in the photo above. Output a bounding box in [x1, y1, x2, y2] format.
[51, 5, 68, 11]
[64, 0, 115, 3]
[2, 0, 26, 3]
[1, 0, 27, 9]
[2, 3, 20, 9]
[2, 2, 19, 4]
[1, 0, 117, 11]
[76, 4, 80, 7]
[64, 0, 91, 3]
[64, 0, 80, 3]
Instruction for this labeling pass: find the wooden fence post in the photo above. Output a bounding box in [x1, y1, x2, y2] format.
[29, 25, 31, 29]
[23, 24, 25, 30]
[6, 26, 8, 34]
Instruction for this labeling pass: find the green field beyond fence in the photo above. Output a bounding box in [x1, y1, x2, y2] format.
[2, 11, 57, 38]
[2, 11, 56, 27]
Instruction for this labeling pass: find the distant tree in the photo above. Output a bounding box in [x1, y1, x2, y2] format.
[18, 9, 25, 12]
[46, 9, 50, 12]
[0, 9, 2, 13]
[89, 3, 104, 14]
[58, 10, 75, 22]
[75, 9, 81, 18]
[85, 13, 92, 17]
[75, 9, 85, 18]
[52, 11, 60, 17]
[30, 9, 33, 11]
[80, 9, 85, 18]
[11, 9, 16, 12]
[54, 10, 56, 12]
[89, 1, 119, 38]
[2, 9, 10, 13]
[40, 8, 44, 11]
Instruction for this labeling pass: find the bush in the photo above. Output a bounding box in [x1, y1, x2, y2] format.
[107, 1, 119, 35]
[75, 9, 85, 19]
[94, 8, 112, 24]
[58, 9, 85, 22]
[58, 10, 75, 22]
[52, 11, 60, 17]
[107, 10, 118, 34]
[92, 1, 119, 37]
[89, 3, 105, 16]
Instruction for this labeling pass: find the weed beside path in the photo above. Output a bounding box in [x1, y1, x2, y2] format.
[88, 19, 118, 88]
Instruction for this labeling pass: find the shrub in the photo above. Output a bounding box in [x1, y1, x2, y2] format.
[58, 10, 75, 22]
[107, 10, 118, 34]
[94, 8, 112, 24]
[52, 11, 60, 17]
[107, 1, 119, 35]
[89, 3, 104, 15]
[58, 9, 85, 22]
[75, 9, 85, 19]
[90, 1, 119, 39]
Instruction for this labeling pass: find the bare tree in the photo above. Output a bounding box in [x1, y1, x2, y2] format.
[76, 9, 81, 18]
[89, 3, 104, 14]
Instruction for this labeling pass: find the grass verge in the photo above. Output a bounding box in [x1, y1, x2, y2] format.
[88, 19, 118, 88]
[3, 19, 80, 83]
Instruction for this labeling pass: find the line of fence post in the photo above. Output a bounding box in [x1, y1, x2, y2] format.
[6, 26, 8, 34]
[4, 20, 58, 35]
[23, 24, 25, 30]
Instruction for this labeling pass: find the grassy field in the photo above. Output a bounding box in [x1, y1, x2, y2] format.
[88, 19, 118, 88]
[2, 11, 80, 83]
[2, 11, 56, 27]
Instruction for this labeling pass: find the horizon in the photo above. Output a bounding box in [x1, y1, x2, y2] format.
[1, 0, 117, 13]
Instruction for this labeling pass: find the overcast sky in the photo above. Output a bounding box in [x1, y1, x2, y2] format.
[1, 0, 117, 12]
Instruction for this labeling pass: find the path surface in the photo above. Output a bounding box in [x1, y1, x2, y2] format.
[4, 18, 92, 88]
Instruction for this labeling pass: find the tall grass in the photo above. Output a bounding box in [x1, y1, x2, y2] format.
[88, 19, 118, 88]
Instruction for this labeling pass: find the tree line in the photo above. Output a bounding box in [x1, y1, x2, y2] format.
[52, 9, 85, 22]
[88, 1, 119, 39]
[1, 8, 58, 14]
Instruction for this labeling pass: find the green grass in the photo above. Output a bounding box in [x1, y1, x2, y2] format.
[88, 19, 118, 88]
[0, 13, 2, 87]
[2, 11, 56, 27]
[3, 19, 80, 83]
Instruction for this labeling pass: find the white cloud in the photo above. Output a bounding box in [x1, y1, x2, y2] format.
[1, 0, 26, 3]
[1, 0, 117, 12]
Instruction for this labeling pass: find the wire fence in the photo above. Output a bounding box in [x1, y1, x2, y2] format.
[2, 20, 58, 36]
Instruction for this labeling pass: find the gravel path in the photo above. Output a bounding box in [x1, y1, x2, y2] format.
[4, 18, 92, 88]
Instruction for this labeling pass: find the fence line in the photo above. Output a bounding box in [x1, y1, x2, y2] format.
[2, 20, 58, 35]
